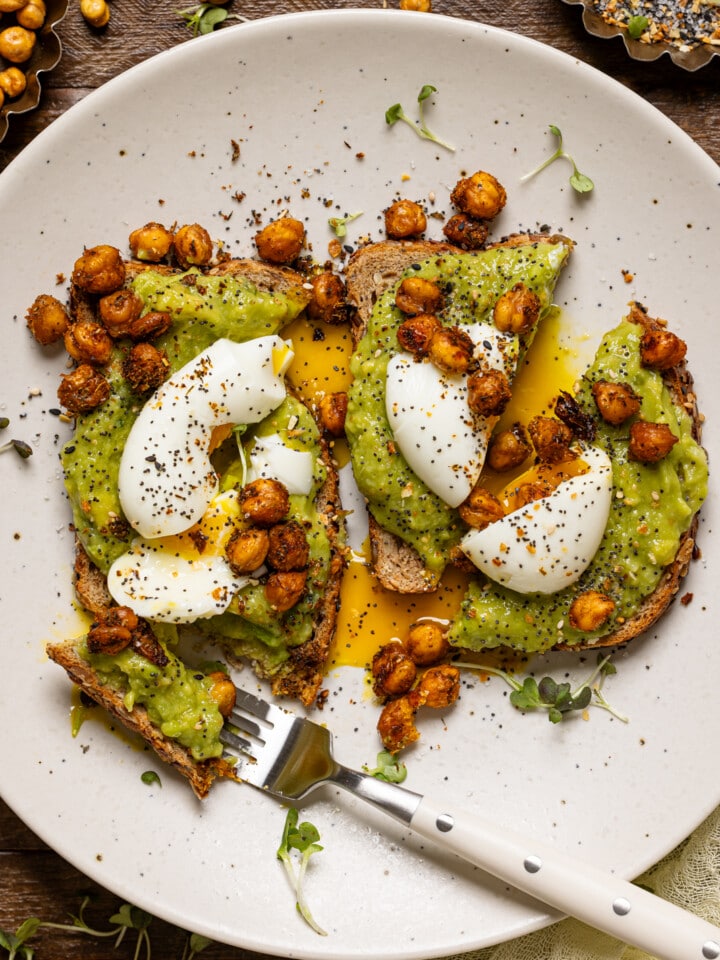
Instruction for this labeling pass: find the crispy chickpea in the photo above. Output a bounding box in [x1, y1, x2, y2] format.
[639, 327, 687, 370]
[487, 423, 532, 472]
[628, 421, 678, 463]
[87, 605, 138, 655]
[72, 244, 126, 295]
[513, 479, 555, 507]
[16, 0, 45, 30]
[207, 670, 237, 717]
[442, 212, 489, 250]
[267, 520, 310, 572]
[467, 368, 512, 417]
[568, 591, 615, 632]
[371, 642, 417, 699]
[126, 310, 172, 341]
[26, 293, 69, 345]
[591, 379, 641, 426]
[317, 391, 348, 437]
[427, 324, 475, 375]
[411, 663, 460, 710]
[528, 416, 575, 464]
[57, 364, 110, 413]
[458, 485, 505, 529]
[450, 170, 507, 220]
[255, 217, 304, 264]
[307, 271, 346, 325]
[129, 618, 169, 667]
[173, 223, 213, 269]
[405, 620, 450, 666]
[98, 289, 144, 337]
[128, 222, 174, 262]
[0, 26, 36, 63]
[264, 569, 307, 612]
[395, 276, 444, 316]
[384, 199, 427, 239]
[396, 313, 442, 358]
[377, 696, 419, 754]
[0, 0, 27, 11]
[225, 526, 269, 574]
[492, 282, 541, 336]
[239, 478, 290, 527]
[0, 66, 27, 98]
[399, 0, 431, 10]
[123, 342, 169, 393]
[80, 0, 109, 26]
[64, 320, 113, 365]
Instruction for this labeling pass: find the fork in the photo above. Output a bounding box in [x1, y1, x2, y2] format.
[220, 687, 720, 960]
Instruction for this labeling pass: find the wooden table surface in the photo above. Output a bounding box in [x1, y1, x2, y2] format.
[1, 2, 718, 957]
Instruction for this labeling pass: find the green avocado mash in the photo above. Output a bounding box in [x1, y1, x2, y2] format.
[345, 240, 572, 583]
[448, 317, 708, 653]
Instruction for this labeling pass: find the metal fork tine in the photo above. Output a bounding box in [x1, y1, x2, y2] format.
[234, 687, 277, 721]
[225, 709, 265, 742]
[218, 726, 256, 757]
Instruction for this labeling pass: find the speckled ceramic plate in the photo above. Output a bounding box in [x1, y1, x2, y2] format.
[0, 11, 719, 959]
[0, 0, 67, 143]
[562, 0, 719, 70]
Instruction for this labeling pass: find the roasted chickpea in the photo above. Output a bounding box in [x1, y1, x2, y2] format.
[384, 199, 427, 239]
[0, 26, 36, 63]
[0, 66, 27, 98]
[405, 620, 450, 666]
[16, 0, 45, 30]
[80, 0, 109, 26]
[123, 342, 169, 393]
[487, 423, 532, 472]
[396, 314, 442, 358]
[264, 569, 307, 612]
[639, 327, 687, 370]
[512, 479, 555, 507]
[395, 276, 444, 316]
[26, 293, 69, 345]
[591, 379, 641, 426]
[377, 696, 419, 754]
[427, 325, 475, 375]
[568, 590, 615, 632]
[225, 526, 269, 574]
[307, 271, 346, 325]
[128, 222, 174, 262]
[411, 663, 460, 710]
[371, 642, 417, 699]
[267, 520, 310, 572]
[87, 605, 138, 655]
[399, 0, 431, 10]
[173, 223, 213, 269]
[442, 212, 489, 250]
[207, 670, 237, 717]
[628, 421, 678, 463]
[458, 485, 505, 529]
[450, 170, 507, 220]
[129, 618, 169, 667]
[72, 245, 126, 295]
[317, 391, 348, 437]
[98, 289, 144, 337]
[255, 217, 304, 264]
[0, 90, 5, 110]
[239, 478, 290, 526]
[528, 416, 575, 464]
[0, 0, 28, 11]
[64, 320, 113, 365]
[492, 282, 541, 336]
[467, 368, 512, 417]
[126, 310, 172, 341]
[57, 364, 110, 413]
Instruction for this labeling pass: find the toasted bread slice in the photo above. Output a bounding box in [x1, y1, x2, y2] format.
[344, 234, 573, 593]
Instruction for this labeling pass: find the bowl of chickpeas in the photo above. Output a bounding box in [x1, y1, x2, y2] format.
[0, 0, 67, 143]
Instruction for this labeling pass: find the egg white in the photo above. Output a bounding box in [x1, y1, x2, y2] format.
[245, 433, 314, 495]
[460, 445, 613, 594]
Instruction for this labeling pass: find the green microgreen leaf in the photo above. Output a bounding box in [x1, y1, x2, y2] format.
[627, 14, 649, 38]
[328, 211, 363, 238]
[364, 749, 408, 783]
[277, 808, 326, 936]
[521, 124, 594, 194]
[141, 770, 162, 787]
[177, 3, 236, 36]
[0, 417, 9, 430]
[0, 438, 33, 459]
[385, 85, 455, 151]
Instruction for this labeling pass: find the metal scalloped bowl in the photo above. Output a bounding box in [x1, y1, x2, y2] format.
[0, 0, 68, 143]
[561, 0, 719, 70]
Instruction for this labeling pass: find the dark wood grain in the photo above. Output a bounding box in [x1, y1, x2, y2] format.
[0, 1, 718, 956]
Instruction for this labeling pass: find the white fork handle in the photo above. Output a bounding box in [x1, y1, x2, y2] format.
[409, 796, 720, 960]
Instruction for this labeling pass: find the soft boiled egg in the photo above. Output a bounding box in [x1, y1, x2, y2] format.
[385, 324, 519, 508]
[245, 432, 314, 495]
[460, 445, 613, 594]
[118, 336, 293, 539]
[107, 491, 250, 624]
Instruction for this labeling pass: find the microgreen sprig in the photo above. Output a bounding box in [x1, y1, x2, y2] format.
[277, 808, 327, 936]
[0, 418, 32, 460]
[328, 211, 363, 238]
[364, 749, 408, 783]
[177, 3, 246, 36]
[521, 124, 594, 194]
[385, 84, 455, 152]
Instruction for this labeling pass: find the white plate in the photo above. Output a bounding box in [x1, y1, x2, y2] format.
[1, 10, 719, 959]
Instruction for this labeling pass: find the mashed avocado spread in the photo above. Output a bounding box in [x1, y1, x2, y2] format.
[345, 240, 572, 582]
[448, 318, 708, 653]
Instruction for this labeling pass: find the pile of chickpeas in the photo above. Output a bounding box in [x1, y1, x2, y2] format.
[0, 0, 47, 108]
